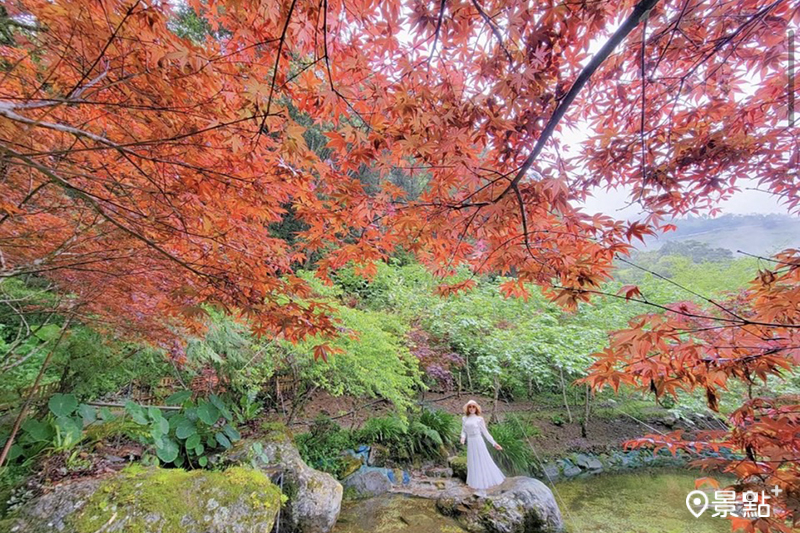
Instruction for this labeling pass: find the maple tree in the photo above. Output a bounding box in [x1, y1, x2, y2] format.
[0, 0, 798, 528]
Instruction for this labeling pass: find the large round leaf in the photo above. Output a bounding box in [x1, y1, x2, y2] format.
[55, 416, 83, 447]
[78, 404, 96, 425]
[185, 434, 201, 450]
[124, 401, 148, 425]
[215, 432, 232, 449]
[48, 394, 78, 418]
[209, 394, 233, 421]
[155, 438, 179, 464]
[148, 406, 164, 422]
[222, 423, 240, 442]
[176, 420, 197, 440]
[165, 390, 192, 406]
[150, 423, 164, 442]
[169, 414, 188, 430]
[196, 401, 220, 426]
[21, 418, 54, 442]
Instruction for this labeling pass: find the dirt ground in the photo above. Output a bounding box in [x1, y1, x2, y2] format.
[283, 390, 681, 458]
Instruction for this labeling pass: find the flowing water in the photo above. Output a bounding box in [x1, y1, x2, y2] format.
[333, 469, 733, 533]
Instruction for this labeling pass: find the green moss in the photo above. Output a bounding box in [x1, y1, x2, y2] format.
[260, 422, 294, 441]
[449, 456, 467, 482]
[340, 456, 363, 479]
[69, 466, 280, 533]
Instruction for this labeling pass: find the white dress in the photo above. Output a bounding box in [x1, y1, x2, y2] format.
[461, 414, 505, 489]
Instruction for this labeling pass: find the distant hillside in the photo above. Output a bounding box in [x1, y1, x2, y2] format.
[641, 214, 800, 257]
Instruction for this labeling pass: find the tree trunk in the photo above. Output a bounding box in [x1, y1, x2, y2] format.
[581, 384, 591, 438]
[0, 318, 72, 468]
[491, 376, 500, 423]
[584, 384, 592, 423]
[559, 366, 573, 424]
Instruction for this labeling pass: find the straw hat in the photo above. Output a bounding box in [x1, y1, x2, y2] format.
[463, 400, 482, 415]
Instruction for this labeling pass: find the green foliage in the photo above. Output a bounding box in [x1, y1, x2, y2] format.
[486, 415, 540, 475]
[358, 416, 408, 447]
[278, 304, 423, 413]
[124, 394, 240, 468]
[295, 416, 358, 477]
[167, 5, 224, 43]
[418, 407, 459, 447]
[296, 408, 458, 475]
[2, 394, 96, 464]
[55, 331, 172, 403]
[357, 410, 457, 462]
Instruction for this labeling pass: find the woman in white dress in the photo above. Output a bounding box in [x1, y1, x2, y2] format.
[460, 400, 505, 489]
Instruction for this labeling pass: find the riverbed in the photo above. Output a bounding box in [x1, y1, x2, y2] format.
[333, 469, 734, 533]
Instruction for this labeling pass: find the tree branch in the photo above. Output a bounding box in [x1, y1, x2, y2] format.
[494, 0, 660, 202]
[471, 0, 514, 65]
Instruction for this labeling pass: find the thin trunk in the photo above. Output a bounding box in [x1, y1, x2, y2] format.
[491, 376, 500, 423]
[559, 366, 573, 424]
[584, 384, 591, 423]
[277, 375, 287, 418]
[0, 317, 71, 468]
[56, 355, 72, 394]
[465, 354, 472, 391]
[581, 384, 591, 438]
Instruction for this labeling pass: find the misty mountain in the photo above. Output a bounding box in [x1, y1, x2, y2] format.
[640, 214, 800, 257]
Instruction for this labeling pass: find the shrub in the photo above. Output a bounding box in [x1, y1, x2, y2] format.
[295, 416, 358, 477]
[418, 407, 459, 447]
[1, 393, 97, 465]
[123, 392, 240, 468]
[358, 416, 408, 446]
[488, 415, 540, 475]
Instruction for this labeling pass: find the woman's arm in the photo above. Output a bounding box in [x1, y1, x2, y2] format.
[479, 417, 501, 448]
[460, 416, 466, 444]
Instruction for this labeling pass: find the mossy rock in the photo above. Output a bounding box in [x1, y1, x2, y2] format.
[223, 437, 343, 533]
[435, 477, 564, 533]
[340, 456, 364, 479]
[6, 465, 281, 533]
[448, 456, 467, 482]
[367, 444, 390, 467]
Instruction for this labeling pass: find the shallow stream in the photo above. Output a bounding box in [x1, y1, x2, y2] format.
[332, 469, 733, 533]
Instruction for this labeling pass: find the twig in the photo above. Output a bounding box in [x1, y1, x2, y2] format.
[471, 0, 514, 65]
[428, 0, 448, 68]
[85, 401, 181, 411]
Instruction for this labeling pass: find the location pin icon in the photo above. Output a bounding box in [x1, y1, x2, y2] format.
[686, 490, 709, 518]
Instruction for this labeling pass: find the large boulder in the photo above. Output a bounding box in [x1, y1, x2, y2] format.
[343, 469, 393, 498]
[342, 466, 411, 498]
[4, 465, 281, 533]
[435, 476, 564, 533]
[223, 429, 343, 533]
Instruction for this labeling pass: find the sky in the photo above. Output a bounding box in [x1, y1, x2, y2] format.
[575, 180, 794, 219]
